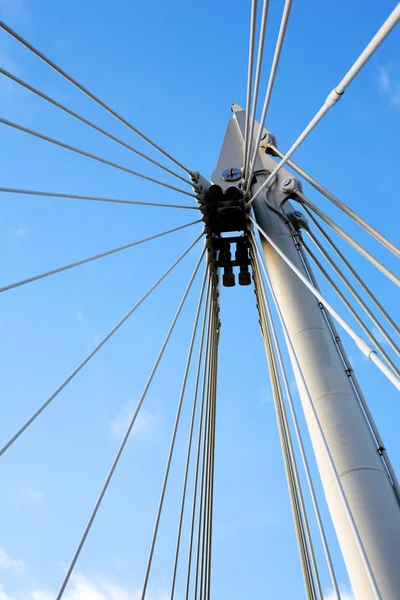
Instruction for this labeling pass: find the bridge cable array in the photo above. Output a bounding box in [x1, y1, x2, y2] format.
[0, 2, 399, 598]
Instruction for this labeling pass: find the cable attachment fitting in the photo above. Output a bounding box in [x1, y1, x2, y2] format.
[190, 172, 211, 204]
[287, 210, 309, 231]
[325, 88, 344, 108]
[259, 131, 277, 150]
[280, 176, 303, 197]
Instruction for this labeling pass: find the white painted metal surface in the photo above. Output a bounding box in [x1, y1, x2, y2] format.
[212, 105, 400, 599]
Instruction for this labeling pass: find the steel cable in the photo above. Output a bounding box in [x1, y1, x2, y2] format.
[0, 67, 193, 186]
[251, 232, 342, 599]
[245, 0, 293, 189]
[305, 228, 399, 356]
[245, 0, 270, 177]
[299, 194, 400, 287]
[247, 5, 400, 204]
[56, 246, 206, 599]
[0, 187, 198, 210]
[170, 280, 211, 600]
[243, 0, 259, 178]
[270, 145, 400, 259]
[140, 267, 208, 600]
[0, 234, 203, 458]
[0, 21, 193, 174]
[0, 220, 202, 293]
[250, 216, 400, 390]
[0, 118, 196, 198]
[302, 206, 399, 334]
[254, 235, 383, 600]
[301, 237, 400, 377]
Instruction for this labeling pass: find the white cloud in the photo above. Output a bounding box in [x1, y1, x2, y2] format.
[63, 575, 169, 600]
[371, 326, 387, 346]
[325, 585, 355, 600]
[377, 65, 391, 94]
[0, 548, 24, 573]
[110, 403, 159, 441]
[0, 584, 17, 600]
[27, 489, 44, 502]
[75, 310, 84, 323]
[0, 573, 169, 600]
[377, 65, 400, 109]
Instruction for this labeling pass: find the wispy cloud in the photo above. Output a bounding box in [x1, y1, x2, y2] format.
[27, 489, 44, 502]
[377, 64, 400, 109]
[259, 385, 272, 404]
[0, 547, 25, 573]
[75, 310, 84, 324]
[325, 585, 354, 600]
[86, 334, 101, 351]
[110, 402, 160, 441]
[0, 571, 169, 600]
[372, 326, 387, 346]
[10, 227, 26, 238]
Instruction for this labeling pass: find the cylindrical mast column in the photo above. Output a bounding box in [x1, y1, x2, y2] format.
[251, 165, 400, 599]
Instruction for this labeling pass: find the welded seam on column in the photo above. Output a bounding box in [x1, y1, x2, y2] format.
[326, 468, 388, 491]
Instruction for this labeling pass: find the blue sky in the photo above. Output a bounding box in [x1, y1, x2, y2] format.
[0, 0, 399, 598]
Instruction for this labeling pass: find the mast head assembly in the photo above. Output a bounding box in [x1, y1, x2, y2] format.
[199, 184, 251, 288]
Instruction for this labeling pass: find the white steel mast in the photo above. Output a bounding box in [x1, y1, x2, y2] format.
[211, 104, 400, 599]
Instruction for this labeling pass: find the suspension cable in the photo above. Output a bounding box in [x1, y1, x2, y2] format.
[245, 0, 270, 178]
[295, 238, 400, 503]
[198, 316, 214, 600]
[250, 217, 400, 390]
[270, 145, 400, 259]
[245, 0, 293, 190]
[250, 231, 341, 599]
[0, 68, 193, 186]
[195, 301, 218, 600]
[253, 235, 383, 600]
[247, 4, 400, 204]
[251, 248, 320, 599]
[186, 292, 213, 600]
[302, 206, 399, 335]
[298, 194, 400, 287]
[243, 0, 258, 178]
[0, 118, 196, 198]
[56, 247, 206, 600]
[194, 366, 209, 600]
[0, 234, 203, 458]
[0, 220, 202, 293]
[301, 237, 399, 377]
[0, 187, 198, 210]
[170, 280, 211, 600]
[140, 267, 208, 600]
[204, 305, 218, 600]
[0, 21, 193, 174]
[305, 228, 399, 356]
